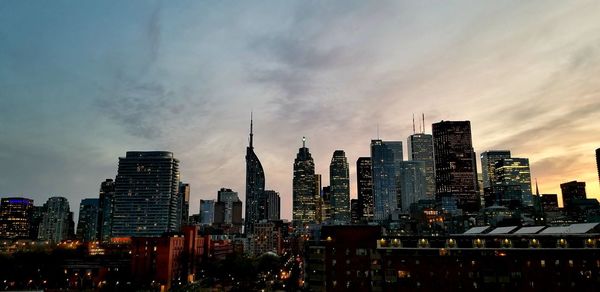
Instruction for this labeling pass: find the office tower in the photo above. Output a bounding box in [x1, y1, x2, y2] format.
[232, 200, 243, 233]
[0, 197, 33, 239]
[199, 200, 215, 225]
[97, 178, 115, 242]
[245, 116, 266, 234]
[329, 150, 351, 223]
[480, 151, 512, 189]
[264, 190, 281, 220]
[398, 161, 427, 212]
[179, 183, 190, 226]
[214, 202, 226, 224]
[322, 186, 332, 223]
[112, 151, 181, 237]
[28, 205, 44, 240]
[541, 194, 560, 212]
[560, 181, 587, 210]
[350, 199, 360, 224]
[315, 174, 323, 223]
[217, 188, 240, 224]
[76, 198, 99, 242]
[293, 137, 318, 226]
[493, 158, 533, 207]
[432, 121, 479, 213]
[407, 133, 435, 198]
[371, 139, 403, 221]
[38, 196, 72, 243]
[357, 157, 374, 221]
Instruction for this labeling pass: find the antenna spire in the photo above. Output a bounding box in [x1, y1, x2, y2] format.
[535, 178, 540, 196]
[302, 136, 306, 148]
[249, 112, 254, 148]
[422, 113, 425, 134]
[412, 114, 415, 134]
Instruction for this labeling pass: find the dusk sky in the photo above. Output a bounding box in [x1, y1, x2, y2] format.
[1, 1, 599, 220]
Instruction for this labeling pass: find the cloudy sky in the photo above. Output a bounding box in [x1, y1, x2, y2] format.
[1, 0, 599, 220]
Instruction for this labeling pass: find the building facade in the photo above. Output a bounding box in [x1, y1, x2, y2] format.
[293, 137, 318, 226]
[112, 151, 181, 237]
[329, 150, 351, 223]
[179, 183, 190, 226]
[432, 121, 479, 213]
[77, 198, 99, 242]
[356, 157, 374, 222]
[199, 200, 215, 225]
[98, 178, 115, 242]
[0, 197, 33, 239]
[560, 181, 587, 210]
[407, 133, 435, 198]
[371, 140, 403, 221]
[245, 117, 266, 234]
[264, 190, 281, 221]
[38, 196, 72, 243]
[494, 158, 533, 207]
[398, 161, 427, 212]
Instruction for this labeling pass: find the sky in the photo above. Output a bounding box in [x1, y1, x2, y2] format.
[1, 0, 599, 221]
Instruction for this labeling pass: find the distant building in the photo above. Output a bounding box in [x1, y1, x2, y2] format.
[561, 181, 587, 210]
[356, 157, 373, 222]
[596, 148, 600, 187]
[398, 161, 427, 212]
[371, 139, 403, 221]
[0, 197, 33, 239]
[350, 199, 360, 224]
[112, 151, 181, 237]
[494, 158, 533, 207]
[541, 194, 560, 212]
[97, 178, 115, 242]
[264, 190, 281, 221]
[250, 220, 283, 256]
[245, 116, 266, 234]
[432, 121, 479, 213]
[480, 151, 511, 189]
[38, 196, 72, 243]
[28, 205, 45, 240]
[293, 137, 317, 226]
[321, 186, 332, 223]
[407, 133, 435, 198]
[199, 200, 215, 225]
[217, 188, 239, 224]
[314, 174, 323, 223]
[214, 189, 243, 234]
[76, 198, 99, 242]
[179, 183, 190, 226]
[330, 150, 351, 223]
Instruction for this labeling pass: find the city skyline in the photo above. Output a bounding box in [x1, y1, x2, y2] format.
[1, 1, 600, 220]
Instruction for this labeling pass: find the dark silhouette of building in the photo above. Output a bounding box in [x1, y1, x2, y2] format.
[293, 137, 317, 226]
[112, 151, 181, 237]
[560, 181, 587, 210]
[330, 150, 350, 223]
[179, 183, 190, 226]
[38, 196, 72, 243]
[407, 133, 435, 198]
[350, 199, 360, 224]
[264, 190, 281, 220]
[596, 148, 600, 187]
[0, 197, 33, 239]
[432, 121, 479, 213]
[77, 198, 99, 242]
[215, 188, 243, 234]
[245, 115, 266, 234]
[97, 178, 115, 242]
[371, 139, 403, 221]
[541, 194, 559, 212]
[28, 205, 44, 240]
[357, 157, 373, 222]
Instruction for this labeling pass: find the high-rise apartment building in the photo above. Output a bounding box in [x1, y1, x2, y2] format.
[38, 196, 72, 243]
[245, 116, 266, 234]
[76, 198, 99, 242]
[0, 197, 33, 239]
[293, 137, 317, 226]
[494, 158, 532, 207]
[356, 157, 373, 221]
[432, 121, 479, 213]
[329, 150, 350, 223]
[97, 178, 115, 242]
[112, 151, 181, 237]
[264, 190, 281, 221]
[179, 183, 190, 226]
[371, 139, 403, 221]
[407, 133, 435, 198]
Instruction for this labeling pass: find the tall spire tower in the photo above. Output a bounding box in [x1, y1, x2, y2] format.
[245, 113, 265, 234]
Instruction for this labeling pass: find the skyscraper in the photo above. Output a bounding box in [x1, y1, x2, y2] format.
[97, 178, 115, 242]
[480, 151, 512, 189]
[432, 121, 479, 213]
[371, 139, 403, 221]
[112, 151, 181, 237]
[315, 174, 323, 223]
[350, 199, 360, 224]
[264, 190, 281, 221]
[38, 196, 72, 243]
[596, 148, 599, 187]
[407, 133, 435, 198]
[494, 158, 533, 207]
[329, 150, 351, 223]
[217, 188, 240, 224]
[245, 116, 266, 234]
[398, 161, 427, 212]
[76, 198, 99, 242]
[560, 181, 587, 210]
[0, 197, 33, 239]
[293, 137, 317, 226]
[179, 182, 190, 226]
[356, 157, 373, 221]
[199, 199, 215, 225]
